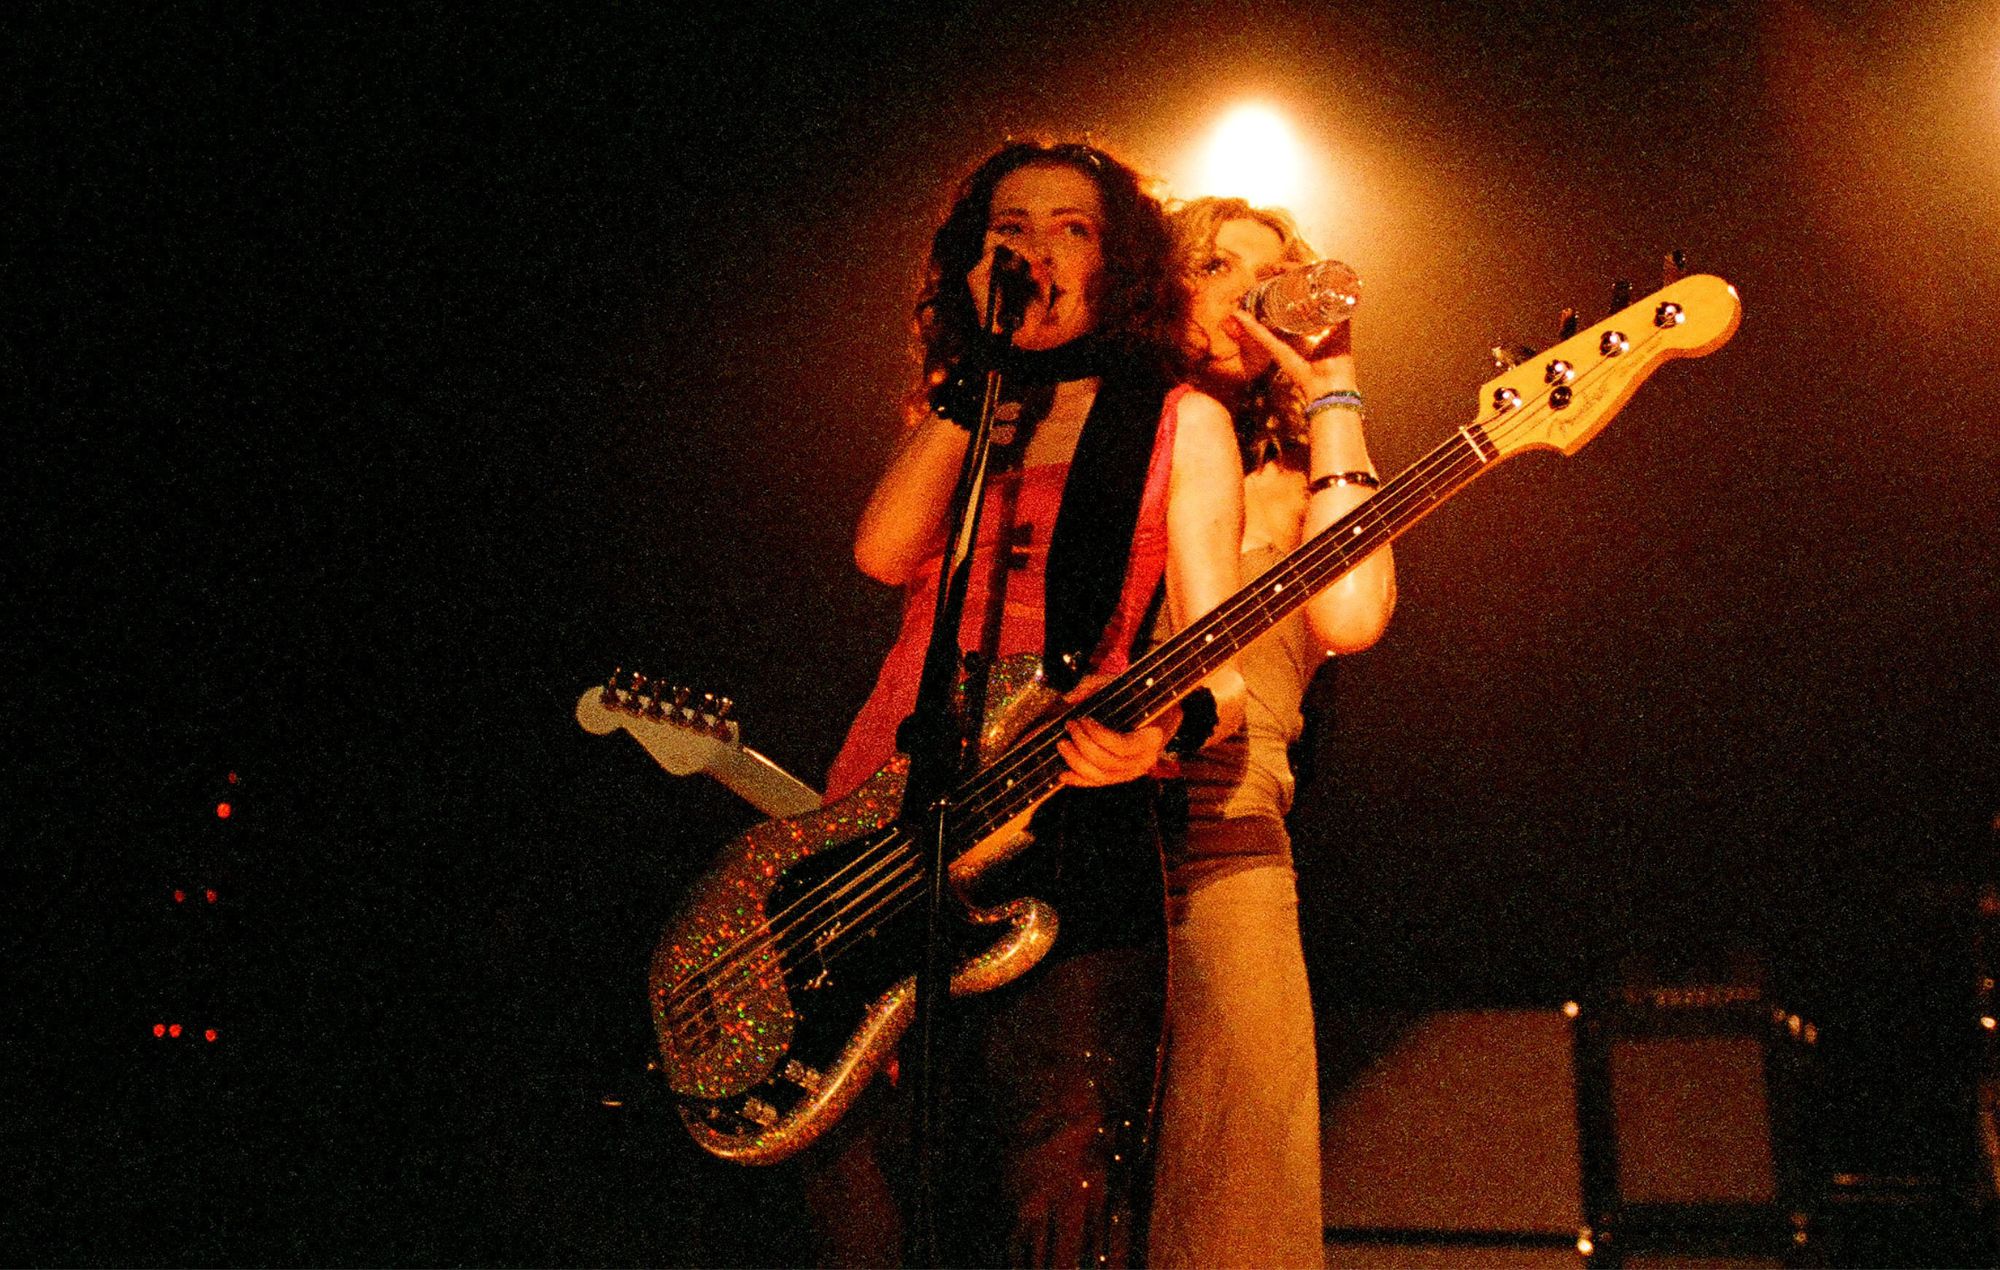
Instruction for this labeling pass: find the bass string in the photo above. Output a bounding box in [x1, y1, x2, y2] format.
[663, 842, 929, 1038]
[941, 433, 1479, 826]
[658, 828, 918, 1025]
[938, 322, 1668, 842]
[656, 816, 919, 1020]
[945, 445, 1454, 808]
[663, 424, 1488, 1035]
[662, 318, 1675, 1041]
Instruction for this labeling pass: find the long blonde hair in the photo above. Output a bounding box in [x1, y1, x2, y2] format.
[1168, 196, 1319, 468]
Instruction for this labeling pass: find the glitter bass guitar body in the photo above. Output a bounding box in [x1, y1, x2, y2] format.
[644, 272, 1741, 1165]
[647, 654, 1066, 1164]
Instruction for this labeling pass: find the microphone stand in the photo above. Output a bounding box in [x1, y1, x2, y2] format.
[904, 251, 1031, 1267]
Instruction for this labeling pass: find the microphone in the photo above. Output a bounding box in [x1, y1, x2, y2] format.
[1241, 259, 1361, 337]
[988, 245, 1037, 335]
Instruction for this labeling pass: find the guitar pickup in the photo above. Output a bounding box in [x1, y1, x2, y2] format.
[783, 1059, 824, 1093]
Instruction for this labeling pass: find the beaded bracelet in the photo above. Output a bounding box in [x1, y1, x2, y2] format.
[1307, 470, 1380, 495]
[1305, 389, 1364, 416]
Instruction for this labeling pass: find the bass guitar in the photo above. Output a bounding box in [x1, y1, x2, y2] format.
[648, 272, 1742, 1163]
[576, 675, 821, 819]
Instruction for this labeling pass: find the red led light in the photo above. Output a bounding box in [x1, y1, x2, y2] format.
[173, 889, 186, 904]
[216, 801, 233, 820]
[168, 1024, 183, 1039]
[153, 1023, 167, 1038]
[226, 771, 239, 785]
[204, 888, 217, 904]
[204, 1028, 218, 1043]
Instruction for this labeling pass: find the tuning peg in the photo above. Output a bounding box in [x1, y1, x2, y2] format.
[1611, 279, 1632, 312]
[1662, 249, 1687, 286]
[644, 681, 669, 719]
[713, 696, 733, 721]
[1490, 345, 1518, 371]
[602, 668, 625, 705]
[1557, 307, 1580, 340]
[624, 673, 649, 711]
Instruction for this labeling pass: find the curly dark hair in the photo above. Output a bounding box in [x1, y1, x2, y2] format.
[914, 141, 1183, 414]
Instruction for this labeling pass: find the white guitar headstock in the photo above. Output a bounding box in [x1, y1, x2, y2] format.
[1477, 273, 1740, 461]
[576, 669, 742, 775]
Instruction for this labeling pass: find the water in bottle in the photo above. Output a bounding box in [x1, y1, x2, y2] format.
[1242, 259, 1360, 337]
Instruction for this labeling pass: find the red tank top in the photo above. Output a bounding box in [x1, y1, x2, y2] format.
[823, 385, 1189, 801]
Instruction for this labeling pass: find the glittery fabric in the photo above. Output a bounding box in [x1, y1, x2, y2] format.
[801, 774, 1171, 1267]
[803, 939, 1167, 1269]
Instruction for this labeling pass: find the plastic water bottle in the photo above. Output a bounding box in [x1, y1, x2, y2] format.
[1241, 259, 1361, 337]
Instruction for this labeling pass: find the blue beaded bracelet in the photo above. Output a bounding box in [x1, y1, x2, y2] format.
[1306, 389, 1365, 416]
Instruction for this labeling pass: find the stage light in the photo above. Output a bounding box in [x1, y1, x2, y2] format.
[168, 1023, 183, 1039]
[153, 1023, 167, 1038]
[204, 1028, 218, 1043]
[1192, 103, 1306, 209]
[216, 801, 233, 819]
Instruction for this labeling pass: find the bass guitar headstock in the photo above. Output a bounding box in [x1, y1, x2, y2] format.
[1478, 273, 1740, 461]
[577, 669, 741, 776]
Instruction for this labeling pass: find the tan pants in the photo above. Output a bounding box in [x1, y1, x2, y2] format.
[1149, 864, 1325, 1269]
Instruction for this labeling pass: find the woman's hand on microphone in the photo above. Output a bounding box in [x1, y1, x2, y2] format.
[966, 244, 1037, 331]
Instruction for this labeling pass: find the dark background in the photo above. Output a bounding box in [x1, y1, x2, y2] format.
[8, 0, 1998, 1263]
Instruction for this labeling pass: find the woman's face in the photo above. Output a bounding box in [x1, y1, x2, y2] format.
[966, 163, 1106, 351]
[1187, 216, 1287, 385]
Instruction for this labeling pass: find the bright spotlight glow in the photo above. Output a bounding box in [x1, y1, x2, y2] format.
[1194, 104, 1306, 208]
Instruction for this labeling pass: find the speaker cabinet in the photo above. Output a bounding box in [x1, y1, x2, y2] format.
[1605, 1033, 1777, 1205]
[1573, 984, 1816, 1267]
[1317, 1000, 1816, 1268]
[1320, 1009, 1584, 1266]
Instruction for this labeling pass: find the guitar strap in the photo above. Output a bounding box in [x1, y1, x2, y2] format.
[1042, 353, 1174, 692]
